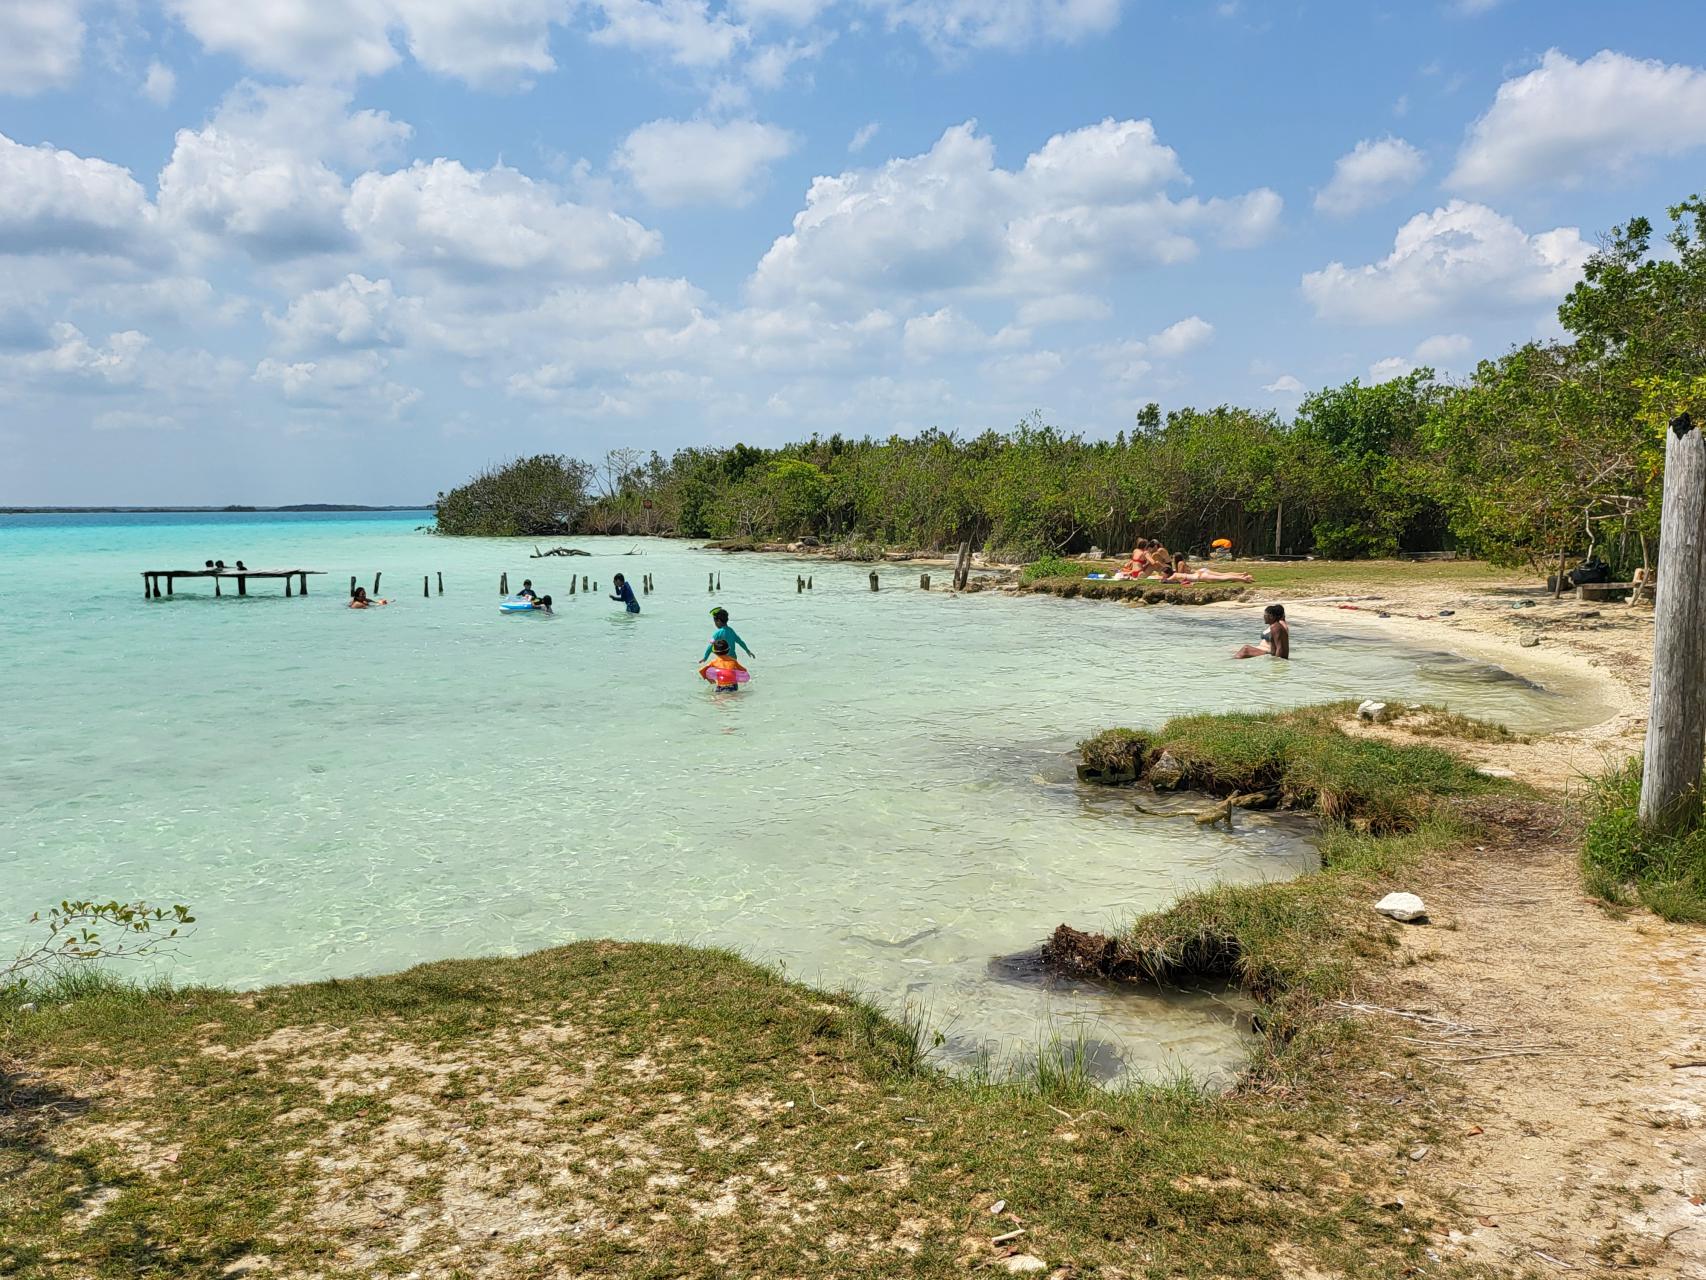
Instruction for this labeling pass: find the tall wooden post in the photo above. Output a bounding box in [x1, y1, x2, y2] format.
[285, 576, 292, 597]
[1640, 413, 1706, 834]
[500, 572, 509, 596]
[869, 571, 879, 591]
[350, 575, 357, 598]
[373, 572, 382, 595]
[709, 572, 714, 593]
[300, 572, 308, 596]
[424, 575, 430, 598]
[921, 573, 930, 590]
[166, 575, 174, 595]
[237, 576, 247, 596]
[437, 571, 443, 595]
[214, 577, 221, 597]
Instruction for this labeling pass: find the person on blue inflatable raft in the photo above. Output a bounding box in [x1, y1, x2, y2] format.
[610, 573, 640, 613]
[702, 607, 754, 663]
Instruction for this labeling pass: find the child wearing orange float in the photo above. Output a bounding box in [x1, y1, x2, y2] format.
[698, 637, 748, 690]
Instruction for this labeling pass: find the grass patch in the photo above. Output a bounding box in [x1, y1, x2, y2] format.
[2, 941, 1449, 1279]
[1581, 759, 1706, 923]
[1017, 553, 1081, 583]
[1086, 703, 1499, 834]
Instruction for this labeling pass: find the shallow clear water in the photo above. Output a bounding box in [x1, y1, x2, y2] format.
[1, 513, 1579, 1084]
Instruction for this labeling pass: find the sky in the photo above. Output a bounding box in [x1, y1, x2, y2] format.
[2, 1, 1704, 504]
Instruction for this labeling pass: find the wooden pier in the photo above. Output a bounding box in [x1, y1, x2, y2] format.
[141, 568, 325, 598]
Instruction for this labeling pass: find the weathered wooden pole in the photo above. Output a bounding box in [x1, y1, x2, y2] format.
[921, 573, 930, 590]
[285, 575, 292, 597]
[582, 574, 589, 591]
[373, 572, 382, 595]
[797, 575, 804, 593]
[166, 575, 174, 595]
[570, 576, 577, 596]
[299, 572, 308, 596]
[237, 575, 247, 596]
[437, 571, 443, 595]
[500, 572, 509, 595]
[350, 575, 357, 598]
[716, 573, 721, 591]
[214, 577, 221, 597]
[424, 575, 430, 598]
[1640, 412, 1706, 835]
[709, 572, 714, 593]
[869, 571, 879, 591]
[807, 575, 813, 590]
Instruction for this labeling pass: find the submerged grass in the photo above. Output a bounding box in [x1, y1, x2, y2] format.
[1581, 758, 1706, 923]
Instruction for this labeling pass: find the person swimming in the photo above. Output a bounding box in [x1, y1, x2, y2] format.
[1234, 604, 1289, 659]
[699, 637, 747, 690]
[349, 586, 389, 609]
[534, 594, 553, 614]
[610, 573, 640, 613]
[702, 607, 754, 662]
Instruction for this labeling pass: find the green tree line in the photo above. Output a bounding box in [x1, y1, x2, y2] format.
[438, 194, 1706, 571]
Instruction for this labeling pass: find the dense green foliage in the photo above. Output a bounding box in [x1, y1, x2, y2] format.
[440, 192, 1706, 568]
[434, 453, 592, 536]
[1582, 759, 1706, 923]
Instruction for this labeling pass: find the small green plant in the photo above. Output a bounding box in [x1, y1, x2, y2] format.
[1582, 760, 1706, 923]
[1019, 553, 1081, 583]
[4, 899, 195, 994]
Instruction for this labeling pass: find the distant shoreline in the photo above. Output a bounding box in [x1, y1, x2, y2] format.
[0, 505, 432, 514]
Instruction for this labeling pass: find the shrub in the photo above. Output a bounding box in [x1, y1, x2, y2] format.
[1582, 759, 1706, 923]
[1019, 554, 1081, 583]
[435, 454, 593, 537]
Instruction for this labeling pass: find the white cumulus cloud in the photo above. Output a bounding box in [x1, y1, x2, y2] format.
[868, 0, 1123, 55]
[142, 61, 177, 105]
[1146, 314, 1213, 357]
[587, 0, 748, 68]
[1315, 136, 1424, 217]
[0, 0, 84, 95]
[1262, 374, 1304, 394]
[751, 119, 1280, 312]
[347, 159, 662, 279]
[0, 131, 158, 259]
[615, 118, 797, 207]
[1301, 200, 1589, 325]
[1450, 49, 1706, 193]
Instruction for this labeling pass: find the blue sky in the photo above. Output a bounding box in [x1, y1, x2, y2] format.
[2, 0, 1703, 504]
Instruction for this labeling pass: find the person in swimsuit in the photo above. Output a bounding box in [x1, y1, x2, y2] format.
[349, 587, 389, 609]
[610, 573, 640, 613]
[1115, 540, 1153, 578]
[517, 580, 538, 600]
[699, 637, 747, 690]
[1234, 604, 1289, 659]
[702, 607, 755, 662]
[1169, 556, 1254, 584]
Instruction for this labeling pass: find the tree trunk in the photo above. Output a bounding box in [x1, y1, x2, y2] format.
[1553, 545, 1567, 600]
[1640, 416, 1706, 834]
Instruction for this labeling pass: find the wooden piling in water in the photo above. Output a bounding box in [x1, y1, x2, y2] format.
[807, 575, 813, 590]
[709, 572, 714, 593]
[214, 577, 221, 597]
[299, 572, 308, 596]
[285, 576, 292, 597]
[237, 576, 247, 596]
[797, 575, 803, 593]
[582, 575, 589, 591]
[373, 572, 382, 596]
[570, 576, 577, 596]
[166, 575, 174, 595]
[716, 573, 721, 591]
[424, 575, 430, 598]
[437, 571, 443, 595]
[500, 572, 509, 596]
[869, 571, 879, 591]
[350, 576, 357, 598]
[921, 573, 930, 590]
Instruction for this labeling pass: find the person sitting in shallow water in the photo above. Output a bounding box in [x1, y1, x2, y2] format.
[1168, 556, 1254, 584]
[349, 586, 389, 609]
[1234, 604, 1289, 659]
[516, 579, 538, 600]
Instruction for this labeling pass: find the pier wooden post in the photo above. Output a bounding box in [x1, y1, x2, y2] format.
[709, 572, 714, 593]
[373, 572, 382, 595]
[570, 576, 577, 596]
[921, 573, 930, 590]
[807, 575, 813, 590]
[500, 572, 509, 596]
[299, 572, 308, 596]
[166, 575, 174, 596]
[869, 571, 879, 591]
[716, 573, 721, 591]
[1641, 412, 1706, 834]
[350, 576, 357, 598]
[582, 575, 589, 592]
[237, 576, 247, 596]
[437, 571, 443, 595]
[285, 576, 292, 597]
[214, 577, 221, 597]
[424, 575, 430, 598]
[797, 575, 803, 593]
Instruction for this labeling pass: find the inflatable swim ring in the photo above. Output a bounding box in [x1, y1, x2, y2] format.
[499, 598, 541, 613]
[702, 666, 750, 686]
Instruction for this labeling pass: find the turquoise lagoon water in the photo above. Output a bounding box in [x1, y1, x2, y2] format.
[1, 512, 1579, 1082]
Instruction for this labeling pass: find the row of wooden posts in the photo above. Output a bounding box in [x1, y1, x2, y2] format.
[332, 563, 980, 602]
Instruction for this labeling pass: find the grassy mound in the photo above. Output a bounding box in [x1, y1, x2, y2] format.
[1581, 759, 1706, 923]
[1080, 704, 1498, 833]
[2, 943, 1443, 1278]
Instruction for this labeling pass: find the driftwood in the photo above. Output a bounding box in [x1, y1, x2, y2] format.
[531, 546, 591, 558]
[1131, 791, 1270, 828]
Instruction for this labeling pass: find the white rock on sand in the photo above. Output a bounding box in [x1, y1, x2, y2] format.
[1375, 892, 1429, 923]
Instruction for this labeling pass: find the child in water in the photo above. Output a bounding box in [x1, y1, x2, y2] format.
[699, 637, 747, 690]
[610, 573, 640, 613]
[517, 580, 538, 600]
[702, 607, 754, 662]
[348, 587, 389, 609]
